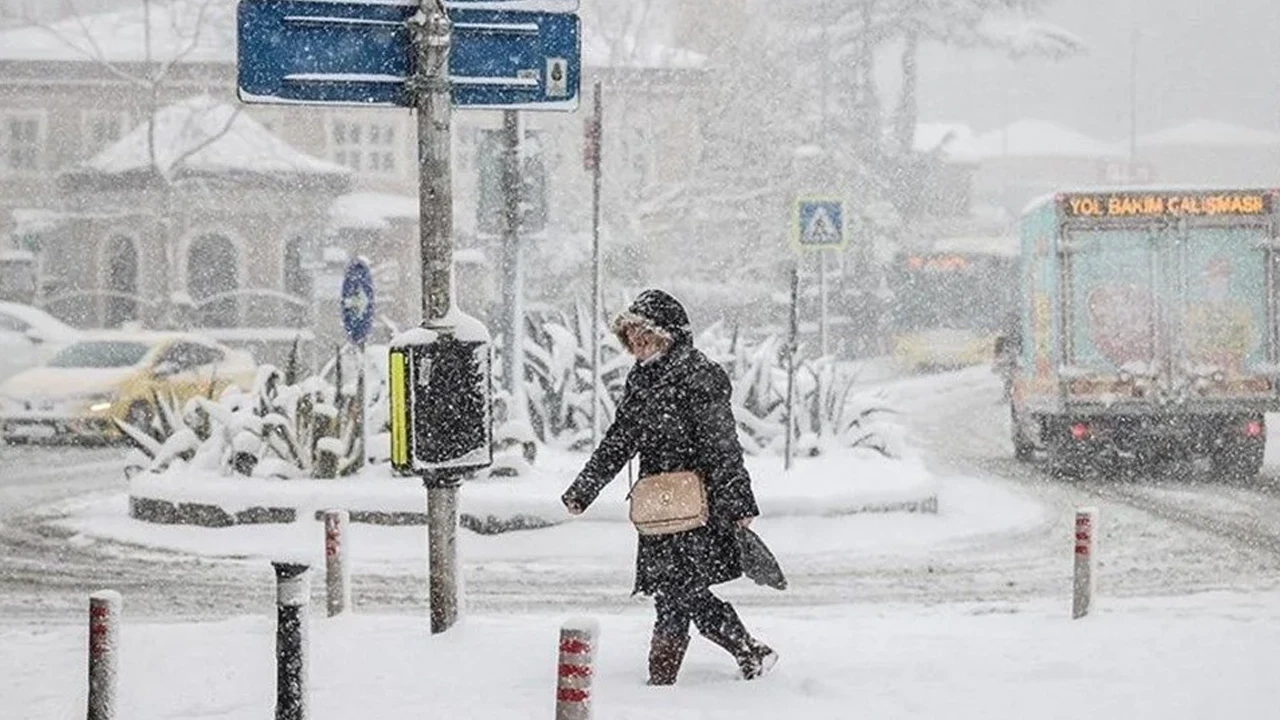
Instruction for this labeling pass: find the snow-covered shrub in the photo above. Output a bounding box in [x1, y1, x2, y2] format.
[696, 323, 904, 459]
[520, 302, 629, 449]
[120, 356, 373, 479]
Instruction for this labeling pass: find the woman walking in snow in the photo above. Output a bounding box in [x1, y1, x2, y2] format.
[560, 289, 777, 685]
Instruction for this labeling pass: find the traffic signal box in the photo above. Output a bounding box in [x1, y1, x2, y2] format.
[389, 330, 493, 485]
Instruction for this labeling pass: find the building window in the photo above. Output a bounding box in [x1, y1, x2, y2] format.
[0, 112, 45, 173]
[331, 118, 399, 176]
[82, 111, 129, 156]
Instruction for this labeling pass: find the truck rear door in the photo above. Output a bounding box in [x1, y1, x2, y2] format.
[1171, 221, 1274, 399]
[1062, 226, 1162, 383]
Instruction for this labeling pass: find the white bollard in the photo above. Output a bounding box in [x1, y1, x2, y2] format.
[323, 509, 351, 617]
[87, 590, 122, 720]
[555, 619, 599, 720]
[1072, 507, 1097, 619]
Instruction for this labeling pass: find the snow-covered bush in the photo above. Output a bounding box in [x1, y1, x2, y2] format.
[520, 302, 630, 450]
[120, 358, 377, 479]
[697, 323, 904, 459]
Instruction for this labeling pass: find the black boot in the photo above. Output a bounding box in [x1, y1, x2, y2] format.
[696, 600, 778, 680]
[647, 633, 690, 686]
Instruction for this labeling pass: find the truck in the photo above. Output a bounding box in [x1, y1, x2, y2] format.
[1008, 187, 1280, 478]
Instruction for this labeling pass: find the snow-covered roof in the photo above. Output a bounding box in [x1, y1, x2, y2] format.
[974, 17, 1087, 59]
[972, 119, 1125, 160]
[0, 0, 235, 64]
[83, 95, 350, 178]
[330, 192, 418, 231]
[913, 123, 980, 164]
[0, 0, 704, 71]
[1137, 119, 1280, 148]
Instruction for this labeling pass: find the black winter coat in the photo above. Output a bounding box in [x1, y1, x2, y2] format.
[563, 337, 760, 595]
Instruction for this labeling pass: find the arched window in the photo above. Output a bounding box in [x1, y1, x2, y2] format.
[104, 235, 138, 328]
[188, 234, 239, 327]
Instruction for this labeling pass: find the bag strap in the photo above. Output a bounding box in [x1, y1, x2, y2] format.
[625, 456, 637, 500]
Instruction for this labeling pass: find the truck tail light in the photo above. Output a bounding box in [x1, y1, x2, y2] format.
[1071, 422, 1091, 441]
[1246, 420, 1264, 438]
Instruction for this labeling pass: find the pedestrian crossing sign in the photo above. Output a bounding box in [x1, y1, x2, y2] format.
[794, 198, 846, 250]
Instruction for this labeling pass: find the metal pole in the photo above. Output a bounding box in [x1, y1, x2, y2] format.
[1073, 507, 1097, 619]
[354, 341, 366, 471]
[500, 109, 522, 398]
[426, 484, 459, 633]
[784, 262, 799, 471]
[819, 251, 829, 357]
[273, 562, 310, 720]
[87, 590, 121, 720]
[323, 509, 350, 618]
[415, 0, 454, 324]
[590, 80, 603, 446]
[411, 0, 460, 635]
[1128, 24, 1138, 164]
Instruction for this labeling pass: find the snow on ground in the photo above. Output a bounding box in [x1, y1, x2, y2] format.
[6, 591, 1279, 720]
[48, 459, 1039, 577]
[123, 445, 939, 524]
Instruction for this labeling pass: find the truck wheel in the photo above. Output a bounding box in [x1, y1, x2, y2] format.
[1011, 407, 1035, 462]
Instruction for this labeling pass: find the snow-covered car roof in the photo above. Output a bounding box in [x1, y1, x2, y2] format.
[0, 301, 81, 340]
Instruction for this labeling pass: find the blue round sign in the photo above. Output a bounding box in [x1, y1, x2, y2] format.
[341, 258, 376, 344]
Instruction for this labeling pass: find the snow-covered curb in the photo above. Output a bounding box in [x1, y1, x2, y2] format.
[124, 448, 940, 529]
[7, 592, 1280, 719]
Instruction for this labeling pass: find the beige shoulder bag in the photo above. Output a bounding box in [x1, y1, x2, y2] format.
[627, 470, 708, 536]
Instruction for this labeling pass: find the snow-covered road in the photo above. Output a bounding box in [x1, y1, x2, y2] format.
[5, 366, 1280, 624]
[884, 366, 1280, 598]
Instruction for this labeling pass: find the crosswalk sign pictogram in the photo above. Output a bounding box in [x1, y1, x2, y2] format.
[794, 198, 846, 250]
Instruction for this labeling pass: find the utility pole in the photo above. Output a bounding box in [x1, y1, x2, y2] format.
[1128, 24, 1138, 163]
[784, 262, 799, 471]
[819, 251, 829, 357]
[500, 109, 524, 413]
[588, 80, 603, 446]
[411, 0, 460, 635]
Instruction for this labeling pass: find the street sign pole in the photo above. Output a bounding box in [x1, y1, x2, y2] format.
[589, 80, 603, 447]
[784, 262, 799, 472]
[410, 0, 460, 636]
[238, 0, 583, 639]
[341, 258, 376, 474]
[500, 109, 523, 414]
[356, 338, 366, 470]
[819, 251, 829, 357]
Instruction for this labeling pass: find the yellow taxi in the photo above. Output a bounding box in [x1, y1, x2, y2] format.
[0, 331, 257, 444]
[892, 328, 999, 374]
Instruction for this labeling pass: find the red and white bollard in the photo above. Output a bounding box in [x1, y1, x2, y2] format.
[87, 590, 121, 720]
[323, 509, 351, 617]
[1072, 507, 1097, 619]
[555, 619, 599, 720]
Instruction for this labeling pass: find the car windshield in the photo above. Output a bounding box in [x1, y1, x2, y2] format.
[47, 341, 151, 369]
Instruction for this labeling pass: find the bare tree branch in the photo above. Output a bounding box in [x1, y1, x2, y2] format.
[163, 105, 243, 180]
[14, 1, 150, 89]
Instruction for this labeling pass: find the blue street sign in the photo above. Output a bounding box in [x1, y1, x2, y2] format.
[793, 198, 847, 251]
[237, 0, 581, 110]
[341, 258, 376, 344]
